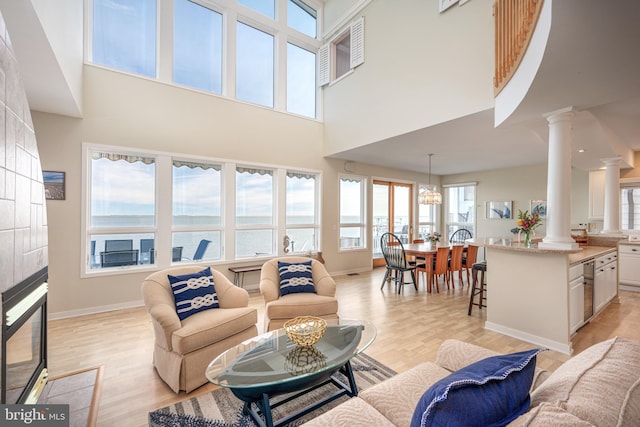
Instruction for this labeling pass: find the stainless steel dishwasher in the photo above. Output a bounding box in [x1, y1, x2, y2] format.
[583, 259, 595, 322]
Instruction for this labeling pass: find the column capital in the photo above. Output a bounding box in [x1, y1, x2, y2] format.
[601, 157, 622, 167]
[544, 106, 576, 124]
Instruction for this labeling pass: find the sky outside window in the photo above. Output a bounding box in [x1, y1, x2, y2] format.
[92, 0, 157, 77]
[238, 0, 275, 18]
[173, 0, 223, 94]
[287, 44, 316, 118]
[172, 163, 221, 226]
[91, 157, 155, 227]
[288, 0, 316, 37]
[236, 22, 274, 107]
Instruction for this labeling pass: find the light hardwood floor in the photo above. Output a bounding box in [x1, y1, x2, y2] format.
[47, 267, 640, 426]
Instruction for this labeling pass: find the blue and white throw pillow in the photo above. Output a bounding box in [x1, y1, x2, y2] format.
[410, 348, 546, 427]
[278, 260, 316, 296]
[168, 267, 219, 321]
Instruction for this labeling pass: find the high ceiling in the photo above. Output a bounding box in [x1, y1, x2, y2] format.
[331, 97, 640, 176]
[3, 0, 639, 177]
[328, 0, 640, 176]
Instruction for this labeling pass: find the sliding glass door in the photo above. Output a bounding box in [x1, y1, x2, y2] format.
[372, 181, 413, 265]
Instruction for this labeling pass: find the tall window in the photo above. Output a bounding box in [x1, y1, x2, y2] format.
[173, 0, 223, 94]
[236, 167, 274, 258]
[339, 176, 366, 250]
[621, 183, 640, 230]
[445, 184, 476, 241]
[172, 161, 222, 262]
[92, 0, 157, 77]
[88, 150, 156, 270]
[418, 197, 436, 238]
[236, 22, 274, 108]
[285, 172, 318, 253]
[287, 44, 316, 117]
[89, 0, 321, 118]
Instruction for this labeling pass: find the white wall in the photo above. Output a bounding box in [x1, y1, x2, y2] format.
[35, 65, 434, 317]
[442, 164, 590, 241]
[322, 0, 495, 156]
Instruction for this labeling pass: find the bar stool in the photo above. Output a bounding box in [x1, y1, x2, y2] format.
[468, 261, 487, 315]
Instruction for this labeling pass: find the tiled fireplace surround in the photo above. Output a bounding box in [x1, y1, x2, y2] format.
[0, 9, 50, 403]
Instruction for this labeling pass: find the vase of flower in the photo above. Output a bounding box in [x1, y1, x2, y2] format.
[516, 209, 541, 248]
[427, 231, 442, 245]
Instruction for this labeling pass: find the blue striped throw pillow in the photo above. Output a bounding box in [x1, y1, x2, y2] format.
[278, 260, 316, 296]
[168, 267, 219, 321]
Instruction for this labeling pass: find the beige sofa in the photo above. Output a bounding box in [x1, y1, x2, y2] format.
[260, 257, 339, 331]
[303, 337, 640, 426]
[142, 266, 258, 393]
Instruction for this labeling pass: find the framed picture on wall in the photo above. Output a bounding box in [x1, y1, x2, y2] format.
[530, 200, 547, 218]
[486, 200, 512, 219]
[43, 171, 65, 200]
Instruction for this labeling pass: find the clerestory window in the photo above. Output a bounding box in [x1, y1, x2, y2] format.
[89, 0, 321, 119]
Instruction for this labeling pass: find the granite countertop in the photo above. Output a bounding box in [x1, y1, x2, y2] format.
[468, 237, 582, 254]
[568, 246, 616, 265]
[619, 240, 640, 246]
[468, 238, 616, 263]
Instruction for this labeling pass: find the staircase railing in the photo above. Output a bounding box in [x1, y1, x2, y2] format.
[494, 0, 544, 96]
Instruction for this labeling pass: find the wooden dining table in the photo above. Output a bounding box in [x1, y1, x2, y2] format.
[403, 242, 468, 292]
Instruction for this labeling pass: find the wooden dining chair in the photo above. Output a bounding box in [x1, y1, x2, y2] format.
[448, 244, 465, 287]
[462, 244, 479, 286]
[432, 246, 450, 292]
[409, 239, 425, 267]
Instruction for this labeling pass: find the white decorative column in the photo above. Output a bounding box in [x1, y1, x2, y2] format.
[601, 157, 622, 235]
[539, 108, 579, 250]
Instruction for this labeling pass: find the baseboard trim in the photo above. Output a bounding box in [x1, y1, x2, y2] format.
[49, 300, 144, 320]
[485, 321, 572, 355]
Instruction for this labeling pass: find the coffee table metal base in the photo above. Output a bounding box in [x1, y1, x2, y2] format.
[234, 360, 358, 427]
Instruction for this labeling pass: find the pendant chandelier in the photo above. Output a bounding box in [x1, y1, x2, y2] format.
[418, 154, 442, 205]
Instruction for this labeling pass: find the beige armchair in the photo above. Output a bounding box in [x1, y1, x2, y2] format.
[142, 266, 258, 393]
[260, 256, 339, 331]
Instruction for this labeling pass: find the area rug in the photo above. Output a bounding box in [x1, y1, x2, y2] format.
[149, 353, 396, 427]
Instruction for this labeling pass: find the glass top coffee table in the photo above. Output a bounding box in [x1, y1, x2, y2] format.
[206, 319, 376, 427]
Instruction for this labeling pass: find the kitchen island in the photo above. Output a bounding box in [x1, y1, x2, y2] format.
[469, 238, 616, 355]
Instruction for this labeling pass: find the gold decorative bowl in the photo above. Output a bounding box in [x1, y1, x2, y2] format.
[284, 316, 327, 347]
[284, 345, 328, 375]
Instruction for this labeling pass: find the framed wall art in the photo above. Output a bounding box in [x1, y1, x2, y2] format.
[530, 200, 547, 218]
[486, 200, 512, 219]
[43, 170, 65, 200]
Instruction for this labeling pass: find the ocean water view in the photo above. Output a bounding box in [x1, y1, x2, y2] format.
[89, 215, 318, 269]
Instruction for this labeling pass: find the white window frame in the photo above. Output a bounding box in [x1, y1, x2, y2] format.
[443, 182, 477, 242]
[338, 174, 367, 251]
[620, 177, 640, 232]
[282, 170, 322, 254]
[84, 0, 323, 119]
[82, 143, 322, 276]
[171, 159, 225, 263]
